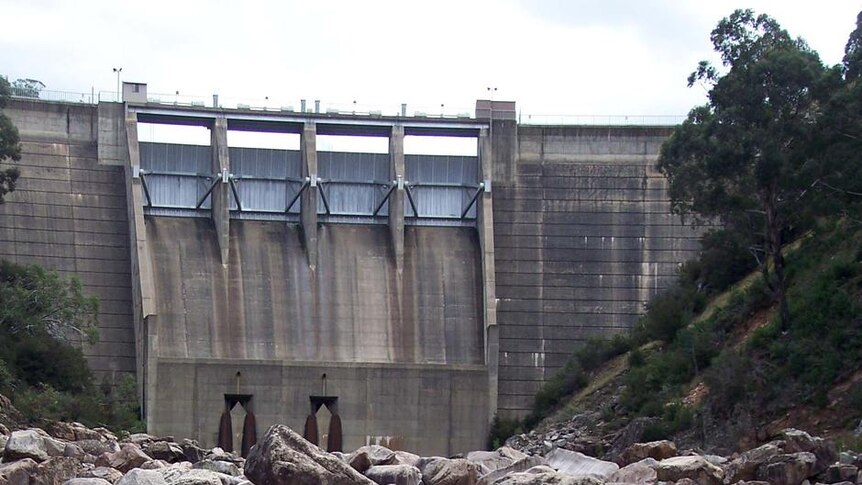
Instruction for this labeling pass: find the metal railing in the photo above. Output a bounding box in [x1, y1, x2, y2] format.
[7, 87, 687, 126]
[518, 113, 686, 126]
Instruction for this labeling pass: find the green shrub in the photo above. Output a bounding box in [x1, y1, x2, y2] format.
[679, 227, 760, 295]
[487, 414, 523, 449]
[9, 334, 94, 393]
[637, 285, 706, 343]
[628, 348, 646, 367]
[639, 403, 695, 442]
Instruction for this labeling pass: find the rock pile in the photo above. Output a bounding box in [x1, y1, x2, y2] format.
[1, 417, 860, 484]
[0, 422, 248, 485]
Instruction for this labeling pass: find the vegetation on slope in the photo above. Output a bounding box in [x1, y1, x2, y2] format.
[0, 260, 144, 432]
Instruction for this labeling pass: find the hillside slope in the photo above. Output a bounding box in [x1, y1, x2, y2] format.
[505, 221, 862, 459]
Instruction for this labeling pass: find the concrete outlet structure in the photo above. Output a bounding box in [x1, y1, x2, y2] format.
[0, 89, 700, 455]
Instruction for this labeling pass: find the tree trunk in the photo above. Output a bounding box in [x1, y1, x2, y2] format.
[765, 193, 791, 331]
[773, 243, 791, 331]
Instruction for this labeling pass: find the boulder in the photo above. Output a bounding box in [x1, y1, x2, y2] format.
[348, 453, 373, 474]
[655, 455, 723, 485]
[140, 461, 169, 470]
[755, 452, 817, 484]
[64, 479, 113, 485]
[618, 440, 677, 466]
[64, 443, 85, 460]
[179, 441, 206, 465]
[467, 448, 527, 475]
[488, 470, 602, 485]
[192, 461, 240, 477]
[819, 463, 858, 483]
[544, 448, 618, 481]
[417, 457, 481, 485]
[45, 422, 103, 443]
[47, 423, 78, 442]
[205, 450, 243, 467]
[478, 457, 547, 485]
[143, 443, 184, 464]
[606, 457, 658, 484]
[0, 458, 39, 485]
[364, 464, 421, 485]
[127, 435, 156, 447]
[722, 442, 784, 483]
[4, 429, 67, 462]
[391, 452, 421, 468]
[95, 444, 152, 473]
[244, 425, 374, 485]
[780, 429, 838, 475]
[158, 468, 222, 485]
[31, 457, 81, 485]
[115, 469, 168, 485]
[71, 424, 106, 443]
[79, 467, 124, 484]
[349, 446, 396, 467]
[92, 430, 118, 443]
[76, 441, 120, 457]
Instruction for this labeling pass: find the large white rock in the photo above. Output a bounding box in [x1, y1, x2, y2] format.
[490, 470, 603, 485]
[544, 448, 618, 480]
[755, 452, 817, 484]
[4, 429, 66, 462]
[478, 456, 547, 485]
[116, 469, 169, 485]
[607, 457, 658, 484]
[655, 455, 723, 485]
[364, 464, 421, 485]
[64, 479, 113, 485]
[417, 457, 482, 485]
[159, 468, 222, 485]
[244, 425, 374, 485]
[467, 448, 527, 475]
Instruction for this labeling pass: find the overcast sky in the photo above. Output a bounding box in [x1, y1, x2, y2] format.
[1, 0, 859, 119]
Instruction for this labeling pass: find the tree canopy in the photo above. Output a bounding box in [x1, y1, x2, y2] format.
[0, 75, 21, 204]
[657, 9, 837, 330]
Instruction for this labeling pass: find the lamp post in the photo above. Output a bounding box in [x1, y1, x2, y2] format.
[113, 67, 122, 102]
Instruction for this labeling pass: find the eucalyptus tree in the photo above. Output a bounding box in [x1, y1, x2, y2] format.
[658, 10, 834, 330]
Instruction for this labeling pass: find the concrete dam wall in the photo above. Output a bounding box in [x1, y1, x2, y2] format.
[0, 99, 136, 383]
[146, 219, 483, 363]
[492, 124, 702, 417]
[146, 219, 486, 453]
[0, 96, 702, 455]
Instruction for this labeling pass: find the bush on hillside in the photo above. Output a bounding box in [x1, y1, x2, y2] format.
[0, 260, 144, 432]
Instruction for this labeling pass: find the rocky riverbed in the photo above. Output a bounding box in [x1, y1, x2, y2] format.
[1, 418, 861, 484]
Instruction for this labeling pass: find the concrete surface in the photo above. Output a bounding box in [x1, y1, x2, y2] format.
[492, 125, 703, 417]
[0, 99, 135, 385]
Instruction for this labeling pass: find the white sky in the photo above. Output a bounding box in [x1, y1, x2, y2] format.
[1, 0, 859, 119]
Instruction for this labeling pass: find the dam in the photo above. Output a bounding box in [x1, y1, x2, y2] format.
[0, 84, 700, 455]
